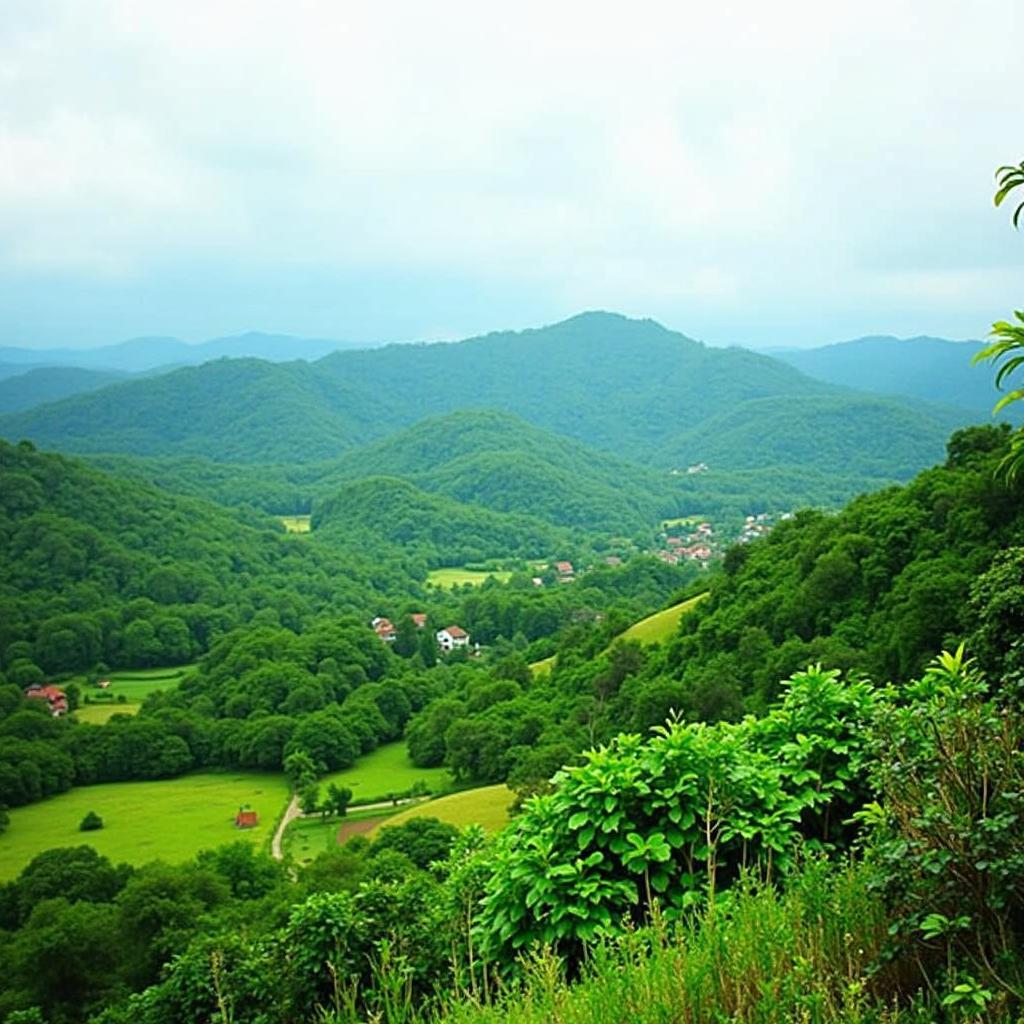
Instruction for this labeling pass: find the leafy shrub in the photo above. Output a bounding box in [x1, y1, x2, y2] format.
[79, 811, 103, 832]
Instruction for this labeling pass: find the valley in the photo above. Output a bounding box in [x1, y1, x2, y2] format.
[1, 311, 1023, 1024]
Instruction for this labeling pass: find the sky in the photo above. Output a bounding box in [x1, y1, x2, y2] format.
[1, 0, 1022, 350]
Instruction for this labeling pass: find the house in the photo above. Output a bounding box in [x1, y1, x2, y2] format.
[666, 536, 683, 548]
[436, 625, 470, 652]
[411, 613, 427, 629]
[555, 561, 574, 576]
[235, 809, 259, 828]
[531, 576, 544, 587]
[371, 616, 397, 643]
[25, 685, 68, 717]
[97, 679, 111, 689]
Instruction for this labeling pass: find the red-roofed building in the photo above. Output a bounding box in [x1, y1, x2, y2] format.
[554, 561, 574, 576]
[436, 625, 470, 652]
[371, 616, 397, 643]
[411, 613, 427, 629]
[25, 685, 68, 717]
[235, 809, 259, 828]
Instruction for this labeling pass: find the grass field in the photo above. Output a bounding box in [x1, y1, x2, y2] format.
[530, 594, 706, 674]
[0, 771, 290, 880]
[318, 742, 453, 805]
[426, 567, 513, 589]
[278, 515, 311, 534]
[369, 784, 514, 836]
[282, 805, 400, 864]
[662, 515, 705, 529]
[618, 593, 707, 645]
[529, 654, 557, 676]
[71, 665, 193, 724]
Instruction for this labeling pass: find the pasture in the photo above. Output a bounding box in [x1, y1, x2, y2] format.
[278, 514, 312, 534]
[426, 567, 513, 589]
[662, 515, 705, 530]
[282, 805, 400, 864]
[529, 654, 557, 676]
[0, 771, 290, 880]
[318, 741, 452, 805]
[618, 593, 707, 645]
[72, 665, 192, 724]
[369, 784, 514, 836]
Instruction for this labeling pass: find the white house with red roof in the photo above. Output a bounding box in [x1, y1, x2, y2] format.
[436, 625, 470, 652]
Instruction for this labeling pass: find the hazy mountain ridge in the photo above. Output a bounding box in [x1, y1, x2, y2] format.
[0, 330, 371, 374]
[770, 334, 1018, 419]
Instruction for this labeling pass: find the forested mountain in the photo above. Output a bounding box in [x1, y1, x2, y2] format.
[773, 334, 1018, 417]
[0, 439, 422, 676]
[0, 314, 977, 489]
[312, 476, 572, 565]
[0, 367, 131, 414]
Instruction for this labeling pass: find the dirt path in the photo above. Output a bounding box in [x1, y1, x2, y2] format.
[271, 794, 430, 861]
[271, 792, 301, 861]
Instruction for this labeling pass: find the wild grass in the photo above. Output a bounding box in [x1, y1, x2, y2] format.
[437, 861, 902, 1024]
[0, 771, 289, 879]
[617, 593, 706, 645]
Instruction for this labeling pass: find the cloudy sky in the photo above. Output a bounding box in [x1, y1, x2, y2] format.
[1, 0, 1021, 349]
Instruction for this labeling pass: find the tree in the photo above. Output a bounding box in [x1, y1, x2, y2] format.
[79, 810, 103, 832]
[972, 159, 1024, 478]
[324, 783, 353, 818]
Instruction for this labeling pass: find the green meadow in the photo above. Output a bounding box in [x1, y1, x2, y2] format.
[318, 741, 453, 805]
[426, 567, 513, 589]
[72, 665, 192, 724]
[370, 784, 514, 835]
[282, 805, 400, 864]
[617, 593, 707, 645]
[531, 594, 706, 675]
[661, 515, 705, 529]
[278, 514, 311, 533]
[0, 771, 289, 880]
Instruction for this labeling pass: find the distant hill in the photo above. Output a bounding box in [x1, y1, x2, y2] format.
[772, 335, 1018, 419]
[312, 475, 570, 565]
[0, 366, 131, 414]
[0, 314, 979, 495]
[660, 393, 966, 479]
[0, 330, 369, 374]
[313, 410, 681, 531]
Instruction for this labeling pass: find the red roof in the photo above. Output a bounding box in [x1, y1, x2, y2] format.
[26, 686, 65, 701]
[555, 561, 574, 573]
[411, 613, 427, 628]
[235, 810, 259, 828]
[444, 625, 468, 638]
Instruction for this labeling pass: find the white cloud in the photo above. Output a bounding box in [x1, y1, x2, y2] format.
[0, 0, 1021, 343]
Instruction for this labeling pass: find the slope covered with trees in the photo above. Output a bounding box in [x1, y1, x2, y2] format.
[0, 314, 976, 493]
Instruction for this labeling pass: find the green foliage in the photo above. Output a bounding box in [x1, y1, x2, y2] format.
[477, 666, 876, 961]
[994, 159, 1024, 228]
[78, 810, 103, 831]
[861, 647, 1024, 998]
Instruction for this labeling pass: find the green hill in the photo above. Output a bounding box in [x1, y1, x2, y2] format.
[312, 476, 570, 565]
[0, 366, 131, 414]
[0, 314, 975, 494]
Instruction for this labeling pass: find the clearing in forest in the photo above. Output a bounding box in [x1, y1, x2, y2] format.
[0, 771, 290, 880]
[530, 593, 707, 675]
[617, 593, 707, 645]
[278, 515, 312, 533]
[71, 665, 193, 724]
[317, 741, 453, 805]
[426, 567, 513, 589]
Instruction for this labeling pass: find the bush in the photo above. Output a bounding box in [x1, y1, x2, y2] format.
[79, 811, 103, 832]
